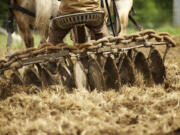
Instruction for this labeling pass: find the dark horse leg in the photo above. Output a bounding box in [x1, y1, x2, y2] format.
[10, 0, 34, 48]
[14, 10, 34, 48]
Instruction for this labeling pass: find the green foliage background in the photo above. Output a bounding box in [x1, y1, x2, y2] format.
[132, 0, 173, 28]
[0, 0, 173, 28]
[0, 0, 9, 27]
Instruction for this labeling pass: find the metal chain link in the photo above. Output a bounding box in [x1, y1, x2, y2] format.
[0, 29, 176, 73]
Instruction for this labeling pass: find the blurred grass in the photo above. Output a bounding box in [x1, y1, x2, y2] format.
[0, 33, 73, 50]
[0, 34, 40, 50]
[0, 25, 180, 50]
[127, 25, 180, 35]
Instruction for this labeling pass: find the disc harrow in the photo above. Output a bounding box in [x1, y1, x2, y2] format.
[0, 29, 176, 90]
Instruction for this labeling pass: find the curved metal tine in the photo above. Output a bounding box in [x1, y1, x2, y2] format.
[88, 58, 106, 91]
[65, 57, 74, 72]
[134, 51, 153, 85]
[163, 46, 170, 63]
[104, 57, 120, 90]
[10, 69, 24, 85]
[127, 49, 134, 60]
[116, 53, 125, 68]
[128, 49, 138, 62]
[97, 54, 107, 70]
[149, 49, 166, 84]
[118, 54, 135, 85]
[58, 60, 75, 90]
[23, 65, 41, 87]
[73, 61, 89, 90]
[36, 64, 58, 88]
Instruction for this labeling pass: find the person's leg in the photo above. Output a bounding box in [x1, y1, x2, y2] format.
[48, 20, 70, 45]
[88, 21, 109, 40]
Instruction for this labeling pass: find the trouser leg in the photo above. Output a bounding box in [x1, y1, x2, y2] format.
[48, 20, 70, 45]
[88, 21, 109, 40]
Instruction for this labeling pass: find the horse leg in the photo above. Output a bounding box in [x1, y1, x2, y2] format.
[18, 25, 34, 48]
[35, 0, 55, 45]
[115, 0, 133, 36]
[120, 13, 129, 35]
[17, 22, 34, 48]
[14, 11, 34, 48]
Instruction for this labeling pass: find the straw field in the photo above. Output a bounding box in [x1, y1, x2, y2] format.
[0, 37, 180, 135]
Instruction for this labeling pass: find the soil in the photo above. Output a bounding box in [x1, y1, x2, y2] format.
[0, 38, 180, 135]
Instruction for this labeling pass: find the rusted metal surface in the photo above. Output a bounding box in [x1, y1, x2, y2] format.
[0, 29, 176, 90]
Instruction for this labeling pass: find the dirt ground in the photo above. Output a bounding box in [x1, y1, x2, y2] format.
[0, 38, 180, 135]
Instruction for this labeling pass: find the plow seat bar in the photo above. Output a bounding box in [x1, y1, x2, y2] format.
[53, 11, 105, 29]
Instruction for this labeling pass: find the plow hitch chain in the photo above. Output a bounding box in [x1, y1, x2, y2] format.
[0, 29, 176, 90]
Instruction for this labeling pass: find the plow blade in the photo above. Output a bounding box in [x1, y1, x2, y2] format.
[45, 61, 58, 74]
[103, 57, 120, 90]
[58, 60, 75, 90]
[88, 59, 105, 91]
[74, 61, 89, 89]
[118, 54, 135, 85]
[11, 70, 24, 85]
[149, 49, 166, 84]
[36, 64, 58, 87]
[23, 66, 41, 86]
[134, 51, 153, 85]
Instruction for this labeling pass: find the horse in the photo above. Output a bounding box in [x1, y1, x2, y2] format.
[103, 0, 133, 35]
[9, 0, 60, 48]
[115, 0, 133, 35]
[9, 0, 132, 48]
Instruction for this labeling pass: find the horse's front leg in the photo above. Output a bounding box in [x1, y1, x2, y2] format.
[17, 23, 34, 48]
[115, 0, 133, 36]
[119, 13, 129, 35]
[14, 11, 34, 48]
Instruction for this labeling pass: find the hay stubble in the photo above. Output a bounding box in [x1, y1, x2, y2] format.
[0, 45, 180, 135]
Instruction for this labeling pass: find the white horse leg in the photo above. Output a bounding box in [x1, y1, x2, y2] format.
[115, 0, 133, 35]
[119, 12, 129, 35]
[35, 0, 60, 44]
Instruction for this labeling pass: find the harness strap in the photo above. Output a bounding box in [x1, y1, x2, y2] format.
[9, 4, 35, 17]
[105, 0, 115, 37]
[101, 0, 104, 8]
[129, 7, 143, 31]
[112, 0, 121, 35]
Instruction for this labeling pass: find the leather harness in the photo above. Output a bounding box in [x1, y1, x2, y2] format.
[7, 0, 36, 34]
[9, 0, 35, 17]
